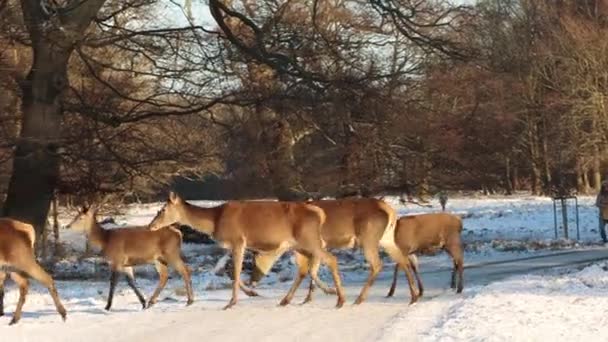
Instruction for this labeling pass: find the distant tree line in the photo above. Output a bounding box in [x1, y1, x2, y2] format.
[0, 0, 607, 239]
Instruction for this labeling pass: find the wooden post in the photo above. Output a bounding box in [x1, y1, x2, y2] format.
[561, 198, 568, 239]
[553, 199, 558, 239]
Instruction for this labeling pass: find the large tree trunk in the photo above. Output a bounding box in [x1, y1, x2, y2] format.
[3, 47, 70, 238]
[2, 0, 107, 238]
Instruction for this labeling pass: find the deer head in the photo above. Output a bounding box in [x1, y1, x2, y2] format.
[66, 205, 97, 232]
[148, 191, 184, 231]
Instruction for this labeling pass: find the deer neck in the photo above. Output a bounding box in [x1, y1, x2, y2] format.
[86, 217, 109, 250]
[180, 203, 219, 236]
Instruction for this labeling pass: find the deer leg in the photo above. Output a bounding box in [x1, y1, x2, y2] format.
[105, 271, 119, 311]
[124, 267, 146, 309]
[251, 248, 285, 287]
[279, 251, 309, 306]
[450, 247, 464, 294]
[170, 257, 195, 306]
[8, 272, 28, 325]
[302, 278, 315, 304]
[446, 245, 464, 292]
[401, 260, 419, 305]
[409, 254, 423, 297]
[306, 256, 334, 295]
[446, 249, 457, 289]
[224, 241, 245, 310]
[147, 261, 169, 309]
[386, 264, 399, 298]
[317, 250, 346, 308]
[239, 280, 259, 297]
[456, 259, 464, 293]
[450, 265, 457, 289]
[18, 258, 66, 321]
[354, 243, 383, 305]
[0, 271, 6, 317]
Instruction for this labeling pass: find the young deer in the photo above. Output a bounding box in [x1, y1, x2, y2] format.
[148, 192, 345, 309]
[386, 213, 464, 303]
[0, 218, 67, 325]
[251, 198, 397, 305]
[67, 206, 194, 310]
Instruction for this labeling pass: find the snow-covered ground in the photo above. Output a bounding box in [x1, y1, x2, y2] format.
[384, 194, 601, 243]
[383, 261, 608, 341]
[2, 194, 607, 340]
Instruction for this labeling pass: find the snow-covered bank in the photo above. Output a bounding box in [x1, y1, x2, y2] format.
[381, 261, 608, 341]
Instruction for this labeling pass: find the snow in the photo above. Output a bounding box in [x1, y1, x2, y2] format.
[384, 194, 600, 243]
[393, 262, 608, 341]
[2, 194, 607, 340]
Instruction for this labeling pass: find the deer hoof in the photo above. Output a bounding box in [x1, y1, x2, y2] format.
[301, 296, 313, 305]
[223, 300, 237, 310]
[246, 290, 259, 297]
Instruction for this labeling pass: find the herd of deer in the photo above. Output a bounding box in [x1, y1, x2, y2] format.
[0, 192, 464, 325]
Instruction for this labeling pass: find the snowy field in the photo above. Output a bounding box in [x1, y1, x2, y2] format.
[382, 260, 608, 341]
[2, 194, 608, 341]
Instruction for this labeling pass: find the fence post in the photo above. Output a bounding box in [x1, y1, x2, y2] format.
[561, 198, 568, 239]
[553, 199, 558, 239]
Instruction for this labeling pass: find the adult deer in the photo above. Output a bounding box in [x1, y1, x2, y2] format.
[386, 213, 464, 303]
[0, 218, 67, 325]
[251, 198, 397, 305]
[67, 205, 194, 310]
[148, 192, 345, 309]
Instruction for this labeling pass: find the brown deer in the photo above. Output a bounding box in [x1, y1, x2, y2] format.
[251, 198, 397, 305]
[0, 218, 67, 325]
[67, 205, 194, 310]
[386, 213, 464, 303]
[148, 192, 345, 309]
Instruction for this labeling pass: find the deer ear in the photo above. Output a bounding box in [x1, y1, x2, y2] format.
[89, 203, 99, 213]
[169, 191, 179, 204]
[82, 200, 90, 213]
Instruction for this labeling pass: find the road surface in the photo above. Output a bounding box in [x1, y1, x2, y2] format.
[2, 247, 607, 342]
